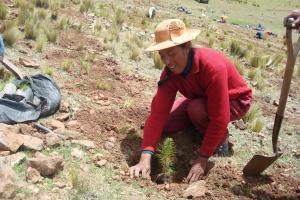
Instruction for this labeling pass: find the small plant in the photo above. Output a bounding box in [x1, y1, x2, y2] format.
[45, 28, 58, 43]
[61, 60, 73, 72]
[69, 168, 89, 194]
[0, 1, 8, 20]
[247, 68, 257, 80]
[3, 27, 21, 46]
[229, 40, 247, 58]
[80, 0, 93, 13]
[266, 53, 283, 68]
[36, 34, 47, 52]
[85, 52, 96, 62]
[122, 96, 134, 108]
[113, 8, 125, 26]
[157, 137, 176, 179]
[208, 37, 215, 48]
[80, 59, 91, 74]
[251, 118, 264, 132]
[42, 66, 54, 76]
[34, 0, 50, 9]
[153, 52, 164, 69]
[71, 0, 81, 5]
[233, 57, 244, 76]
[37, 9, 47, 19]
[18, 6, 33, 26]
[24, 19, 40, 40]
[57, 18, 69, 30]
[96, 80, 112, 91]
[182, 17, 191, 28]
[129, 44, 141, 61]
[243, 103, 261, 123]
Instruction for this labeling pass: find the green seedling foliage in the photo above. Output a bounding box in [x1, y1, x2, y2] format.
[3, 27, 21, 46]
[243, 102, 261, 123]
[0, 1, 8, 20]
[157, 137, 176, 177]
[233, 57, 244, 76]
[80, 0, 93, 13]
[251, 118, 264, 132]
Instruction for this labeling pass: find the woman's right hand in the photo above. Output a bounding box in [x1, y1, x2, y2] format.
[129, 153, 152, 179]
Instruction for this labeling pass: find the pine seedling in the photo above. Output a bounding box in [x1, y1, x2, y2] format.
[251, 118, 264, 133]
[243, 103, 261, 123]
[157, 137, 176, 178]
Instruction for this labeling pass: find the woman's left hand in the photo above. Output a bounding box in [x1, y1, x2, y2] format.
[186, 156, 208, 183]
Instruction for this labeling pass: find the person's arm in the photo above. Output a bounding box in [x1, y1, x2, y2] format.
[186, 65, 230, 183]
[129, 74, 177, 179]
[284, 9, 300, 28]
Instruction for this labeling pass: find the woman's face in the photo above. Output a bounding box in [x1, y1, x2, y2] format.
[158, 44, 190, 74]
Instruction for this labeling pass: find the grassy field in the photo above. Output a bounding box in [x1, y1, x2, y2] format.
[161, 0, 300, 35]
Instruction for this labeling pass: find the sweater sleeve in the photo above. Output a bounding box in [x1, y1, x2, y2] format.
[200, 66, 230, 157]
[142, 80, 177, 152]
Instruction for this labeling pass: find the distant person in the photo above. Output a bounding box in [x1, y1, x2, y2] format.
[284, 9, 300, 29]
[129, 19, 252, 183]
[148, 6, 156, 19]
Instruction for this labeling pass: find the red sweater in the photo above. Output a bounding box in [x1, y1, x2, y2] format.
[142, 48, 252, 157]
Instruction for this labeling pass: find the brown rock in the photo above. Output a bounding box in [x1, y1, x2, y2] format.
[28, 155, 64, 176]
[19, 58, 40, 68]
[66, 120, 79, 127]
[59, 101, 70, 113]
[21, 134, 44, 151]
[0, 151, 11, 156]
[71, 148, 84, 159]
[0, 125, 24, 152]
[2, 152, 26, 167]
[54, 129, 83, 140]
[50, 120, 65, 130]
[26, 167, 43, 184]
[71, 140, 95, 149]
[56, 113, 70, 122]
[46, 133, 62, 147]
[183, 180, 208, 198]
[104, 141, 114, 150]
[95, 159, 107, 167]
[0, 164, 17, 199]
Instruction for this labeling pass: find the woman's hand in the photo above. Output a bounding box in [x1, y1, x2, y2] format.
[129, 153, 152, 179]
[186, 156, 208, 183]
[284, 9, 300, 28]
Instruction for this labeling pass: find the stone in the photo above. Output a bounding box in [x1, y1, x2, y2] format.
[0, 164, 17, 199]
[71, 140, 95, 149]
[66, 120, 79, 127]
[54, 181, 66, 189]
[54, 130, 83, 140]
[2, 152, 26, 167]
[108, 136, 117, 143]
[95, 159, 107, 167]
[0, 126, 24, 152]
[50, 120, 65, 130]
[56, 113, 70, 121]
[182, 180, 208, 198]
[59, 101, 70, 113]
[104, 141, 114, 150]
[234, 119, 247, 130]
[26, 167, 43, 184]
[71, 148, 84, 159]
[27, 184, 40, 194]
[0, 151, 11, 156]
[21, 134, 44, 151]
[46, 132, 62, 147]
[19, 58, 40, 68]
[28, 155, 64, 176]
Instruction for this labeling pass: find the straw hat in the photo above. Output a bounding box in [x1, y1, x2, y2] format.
[145, 19, 200, 51]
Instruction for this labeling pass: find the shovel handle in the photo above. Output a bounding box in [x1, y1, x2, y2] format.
[272, 27, 300, 153]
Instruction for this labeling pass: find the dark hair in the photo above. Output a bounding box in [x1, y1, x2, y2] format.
[178, 42, 190, 48]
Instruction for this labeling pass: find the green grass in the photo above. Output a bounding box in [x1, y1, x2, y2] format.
[0, 1, 8, 20]
[3, 27, 21, 46]
[243, 102, 261, 123]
